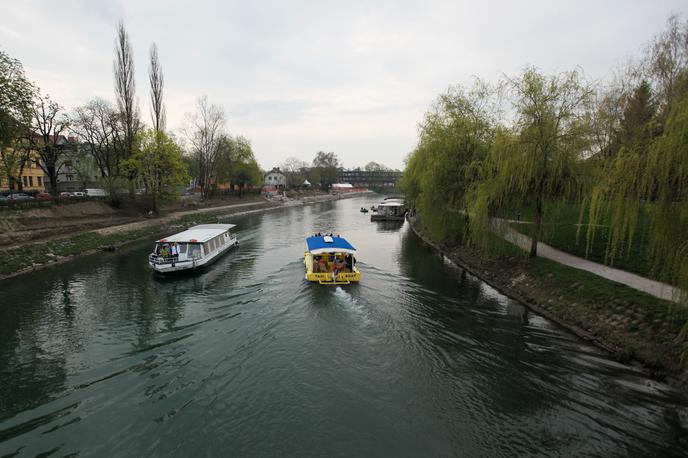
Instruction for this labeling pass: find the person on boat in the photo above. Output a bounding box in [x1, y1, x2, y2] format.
[345, 254, 353, 272]
[332, 255, 346, 280]
[318, 255, 328, 273]
[170, 243, 179, 260]
[160, 244, 170, 258]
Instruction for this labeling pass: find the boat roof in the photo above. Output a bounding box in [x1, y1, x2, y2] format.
[378, 200, 404, 207]
[306, 235, 356, 254]
[156, 224, 236, 243]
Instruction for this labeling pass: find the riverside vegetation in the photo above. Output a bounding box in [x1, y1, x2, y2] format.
[401, 15, 688, 380]
[1, 21, 264, 210]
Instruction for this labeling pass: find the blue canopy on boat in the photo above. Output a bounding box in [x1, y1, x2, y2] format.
[306, 235, 356, 254]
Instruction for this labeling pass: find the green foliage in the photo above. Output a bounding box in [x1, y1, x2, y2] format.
[120, 129, 188, 211]
[618, 80, 658, 153]
[363, 161, 390, 172]
[311, 151, 341, 191]
[641, 74, 688, 300]
[402, 81, 495, 243]
[0, 49, 35, 190]
[468, 67, 593, 257]
[215, 134, 262, 194]
[0, 49, 35, 148]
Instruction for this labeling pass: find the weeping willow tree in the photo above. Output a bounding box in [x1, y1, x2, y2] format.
[467, 67, 592, 257]
[401, 81, 496, 243]
[585, 80, 658, 265]
[644, 75, 688, 299]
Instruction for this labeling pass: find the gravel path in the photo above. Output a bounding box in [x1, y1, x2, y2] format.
[499, 221, 677, 301]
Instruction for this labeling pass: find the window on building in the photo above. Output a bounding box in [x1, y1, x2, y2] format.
[66, 174, 73, 181]
[29, 176, 33, 187]
[22, 176, 28, 187]
[37, 176, 42, 187]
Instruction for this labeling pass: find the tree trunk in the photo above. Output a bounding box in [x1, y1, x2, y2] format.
[47, 165, 58, 194]
[530, 196, 542, 258]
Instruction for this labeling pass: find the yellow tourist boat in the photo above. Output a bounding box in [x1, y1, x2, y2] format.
[304, 234, 361, 285]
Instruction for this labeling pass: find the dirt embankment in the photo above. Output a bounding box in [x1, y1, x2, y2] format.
[0, 201, 133, 247]
[407, 216, 688, 388]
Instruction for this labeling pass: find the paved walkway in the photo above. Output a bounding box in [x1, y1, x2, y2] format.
[95, 200, 275, 236]
[497, 220, 677, 301]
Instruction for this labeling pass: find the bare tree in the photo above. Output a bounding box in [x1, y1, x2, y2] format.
[184, 96, 225, 199]
[29, 93, 71, 194]
[149, 43, 165, 134]
[280, 156, 308, 187]
[643, 14, 688, 110]
[69, 98, 124, 178]
[114, 20, 139, 160]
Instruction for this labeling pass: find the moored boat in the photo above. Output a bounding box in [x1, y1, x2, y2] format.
[370, 197, 406, 221]
[148, 224, 238, 273]
[304, 234, 361, 284]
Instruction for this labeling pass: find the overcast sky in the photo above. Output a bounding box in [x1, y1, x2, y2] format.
[1, 1, 686, 170]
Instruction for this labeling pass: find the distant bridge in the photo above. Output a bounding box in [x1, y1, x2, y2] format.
[338, 170, 402, 189]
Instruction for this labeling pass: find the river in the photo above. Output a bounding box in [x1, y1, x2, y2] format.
[0, 195, 686, 457]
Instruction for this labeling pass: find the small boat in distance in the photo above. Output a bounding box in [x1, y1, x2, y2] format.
[304, 234, 361, 284]
[149, 224, 238, 274]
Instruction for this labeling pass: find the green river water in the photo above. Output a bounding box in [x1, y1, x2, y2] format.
[1, 195, 687, 456]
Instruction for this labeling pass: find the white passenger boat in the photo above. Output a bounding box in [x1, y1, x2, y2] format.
[370, 197, 406, 221]
[148, 224, 238, 273]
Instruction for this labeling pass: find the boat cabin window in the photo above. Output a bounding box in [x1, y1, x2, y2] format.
[177, 243, 187, 254]
[189, 244, 202, 258]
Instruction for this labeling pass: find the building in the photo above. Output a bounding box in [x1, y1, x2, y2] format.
[54, 143, 103, 193]
[264, 167, 287, 188]
[338, 169, 402, 189]
[0, 149, 46, 193]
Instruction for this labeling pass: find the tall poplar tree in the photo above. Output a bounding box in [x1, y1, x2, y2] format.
[114, 21, 138, 163]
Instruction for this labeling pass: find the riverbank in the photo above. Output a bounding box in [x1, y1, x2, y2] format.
[407, 216, 688, 387]
[0, 191, 371, 282]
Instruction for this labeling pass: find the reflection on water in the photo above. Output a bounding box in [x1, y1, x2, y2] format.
[0, 195, 686, 457]
[374, 220, 405, 233]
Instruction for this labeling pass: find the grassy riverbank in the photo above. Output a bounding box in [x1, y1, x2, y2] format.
[504, 203, 658, 281]
[408, 216, 688, 386]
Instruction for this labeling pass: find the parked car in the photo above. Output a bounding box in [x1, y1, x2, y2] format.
[35, 192, 53, 200]
[84, 188, 109, 197]
[7, 193, 35, 200]
[59, 191, 74, 198]
[72, 191, 85, 197]
[0, 194, 7, 201]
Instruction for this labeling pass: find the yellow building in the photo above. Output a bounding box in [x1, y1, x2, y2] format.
[0, 150, 46, 192]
